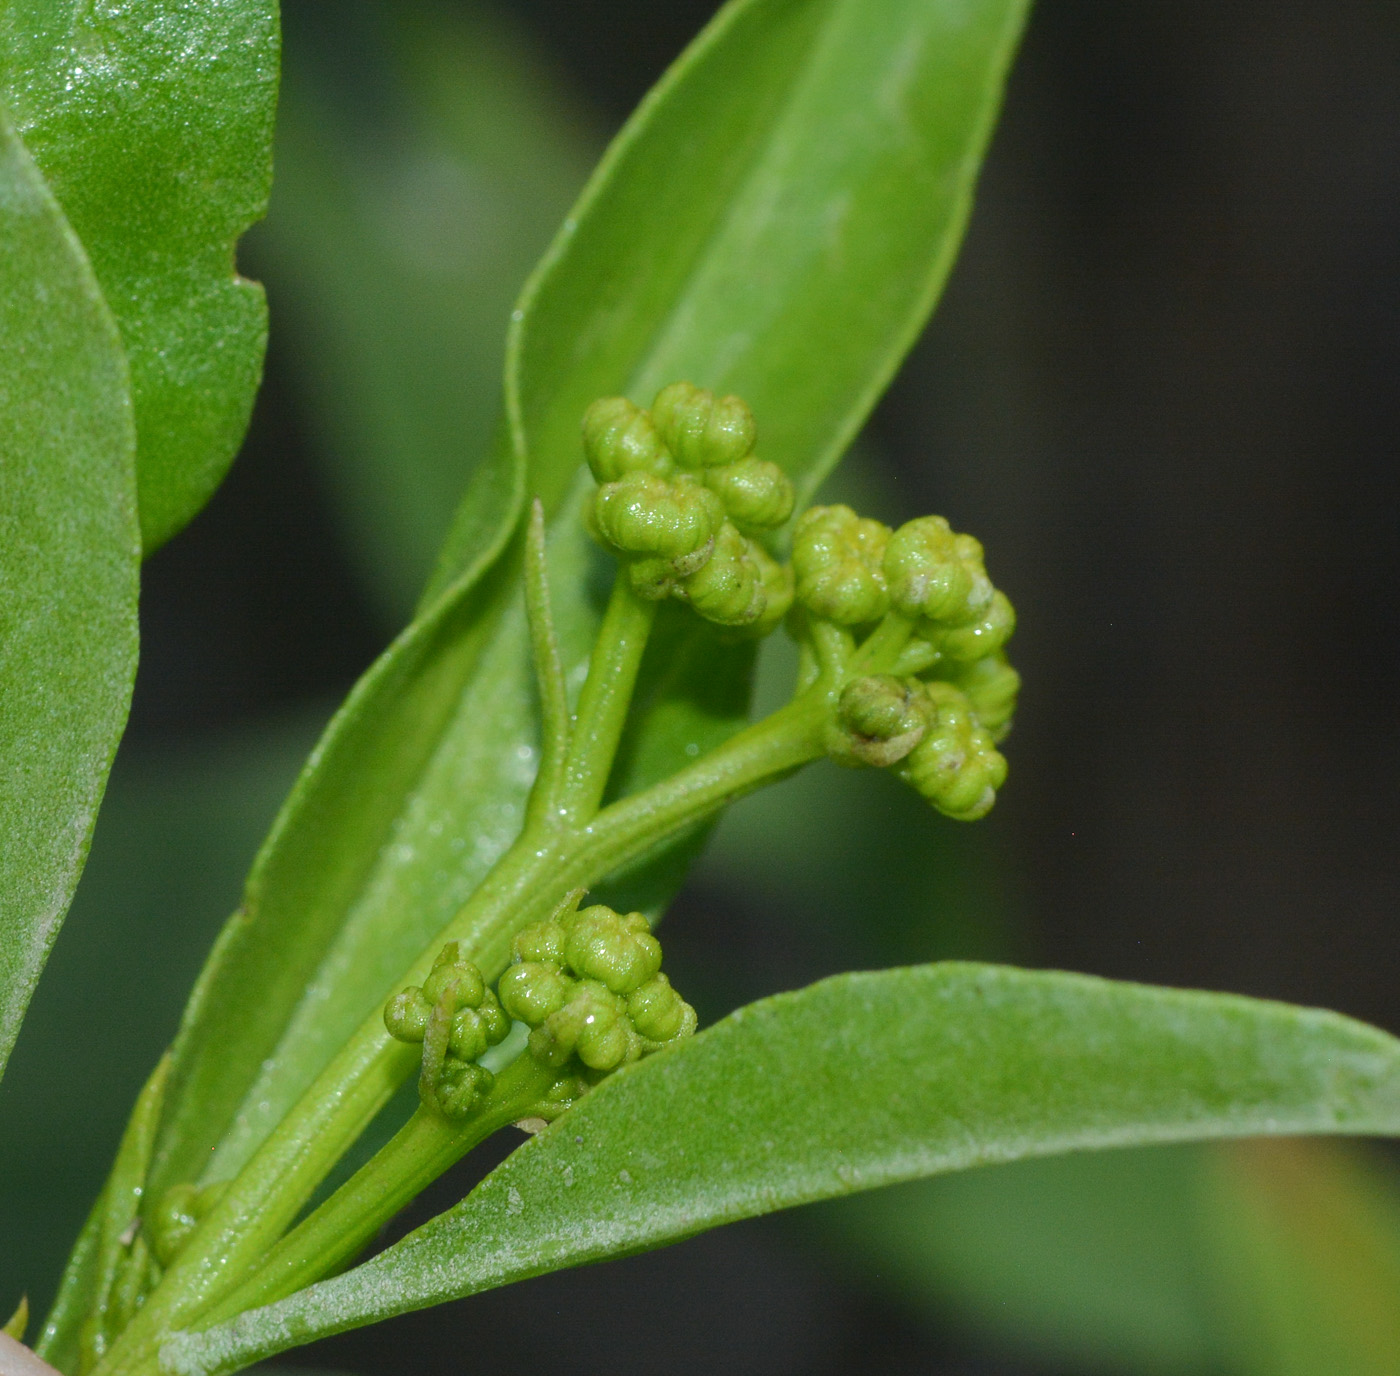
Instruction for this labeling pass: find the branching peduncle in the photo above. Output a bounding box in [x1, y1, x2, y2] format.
[193, 1053, 568, 1324]
[87, 383, 1022, 1376]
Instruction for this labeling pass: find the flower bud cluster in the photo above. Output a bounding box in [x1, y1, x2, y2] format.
[791, 505, 1019, 820]
[792, 506, 1015, 660]
[824, 673, 1008, 819]
[894, 680, 1009, 820]
[498, 903, 697, 1077]
[384, 942, 512, 1119]
[584, 383, 795, 632]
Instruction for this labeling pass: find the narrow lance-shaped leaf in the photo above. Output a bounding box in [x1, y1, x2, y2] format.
[165, 964, 1400, 1374]
[0, 108, 139, 1082]
[143, 0, 1029, 1207]
[0, 0, 278, 551]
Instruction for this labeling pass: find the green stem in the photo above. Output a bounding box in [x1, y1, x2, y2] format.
[94, 638, 830, 1376]
[849, 610, 915, 674]
[522, 499, 571, 830]
[891, 637, 939, 676]
[807, 618, 854, 681]
[559, 690, 830, 889]
[197, 1054, 568, 1323]
[558, 571, 656, 825]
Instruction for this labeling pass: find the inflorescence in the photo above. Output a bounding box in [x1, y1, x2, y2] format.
[385, 902, 696, 1121]
[583, 382, 1021, 820]
[583, 382, 795, 633]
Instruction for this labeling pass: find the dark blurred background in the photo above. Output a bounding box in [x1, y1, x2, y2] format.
[3, 1, 1399, 1373]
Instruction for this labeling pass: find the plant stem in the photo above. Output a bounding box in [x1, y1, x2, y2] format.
[196, 1054, 567, 1323]
[557, 571, 656, 825]
[522, 499, 571, 829]
[849, 610, 915, 674]
[93, 604, 865, 1376]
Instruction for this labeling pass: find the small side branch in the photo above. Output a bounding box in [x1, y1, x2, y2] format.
[523, 499, 572, 827]
[557, 569, 658, 827]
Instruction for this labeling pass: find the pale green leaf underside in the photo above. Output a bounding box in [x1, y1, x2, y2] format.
[144, 0, 1031, 1209]
[0, 109, 138, 1082]
[0, 0, 278, 551]
[167, 964, 1400, 1374]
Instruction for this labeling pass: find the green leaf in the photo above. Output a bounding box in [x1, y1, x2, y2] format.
[427, 0, 1030, 591]
[141, 0, 1028, 1205]
[0, 108, 138, 1084]
[0, 0, 278, 552]
[165, 963, 1400, 1373]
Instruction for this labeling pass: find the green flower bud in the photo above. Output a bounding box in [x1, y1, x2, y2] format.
[739, 542, 796, 639]
[825, 674, 928, 767]
[651, 381, 756, 469]
[448, 1004, 498, 1061]
[582, 396, 672, 482]
[385, 944, 512, 1118]
[592, 472, 724, 567]
[444, 1014, 488, 1065]
[434, 1061, 494, 1119]
[513, 918, 568, 966]
[884, 516, 994, 626]
[420, 945, 486, 1009]
[702, 457, 795, 533]
[561, 905, 663, 994]
[677, 520, 765, 626]
[384, 987, 432, 1042]
[937, 651, 1020, 742]
[529, 982, 632, 1071]
[937, 589, 1015, 663]
[627, 973, 697, 1043]
[499, 960, 573, 1024]
[792, 504, 891, 624]
[576, 1009, 635, 1072]
[897, 682, 1008, 820]
[501, 900, 696, 1078]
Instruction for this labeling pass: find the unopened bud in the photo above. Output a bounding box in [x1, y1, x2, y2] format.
[582, 396, 672, 482]
[739, 543, 796, 639]
[652, 381, 756, 468]
[677, 521, 766, 626]
[628, 973, 697, 1043]
[792, 505, 891, 625]
[896, 682, 1008, 820]
[884, 516, 994, 626]
[593, 472, 724, 566]
[825, 674, 928, 767]
[499, 960, 573, 1025]
[703, 457, 795, 533]
[937, 652, 1020, 742]
[562, 905, 662, 995]
[937, 590, 1015, 663]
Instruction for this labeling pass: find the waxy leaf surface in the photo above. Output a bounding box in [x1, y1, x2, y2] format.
[0, 0, 278, 550]
[167, 964, 1400, 1373]
[0, 110, 138, 1082]
[142, 0, 1028, 1211]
